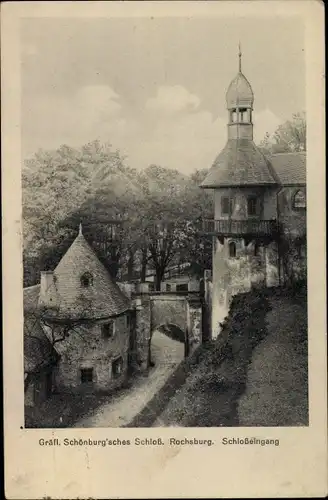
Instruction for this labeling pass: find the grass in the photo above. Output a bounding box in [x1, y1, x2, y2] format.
[154, 286, 308, 427]
[25, 379, 133, 428]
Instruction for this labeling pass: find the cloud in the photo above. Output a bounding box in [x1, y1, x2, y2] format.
[145, 85, 201, 114]
[23, 84, 283, 176]
[74, 85, 121, 120]
[253, 108, 282, 143]
[23, 85, 122, 154]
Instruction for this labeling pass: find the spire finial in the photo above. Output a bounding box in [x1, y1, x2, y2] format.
[79, 222, 83, 236]
[238, 41, 242, 72]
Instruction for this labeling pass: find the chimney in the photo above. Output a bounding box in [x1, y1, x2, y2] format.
[39, 271, 54, 306]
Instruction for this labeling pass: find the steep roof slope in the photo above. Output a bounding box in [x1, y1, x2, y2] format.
[44, 232, 130, 319]
[269, 152, 306, 185]
[201, 139, 278, 188]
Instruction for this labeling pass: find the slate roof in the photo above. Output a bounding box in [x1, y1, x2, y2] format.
[42, 232, 131, 320]
[201, 139, 278, 188]
[226, 72, 254, 109]
[269, 152, 306, 185]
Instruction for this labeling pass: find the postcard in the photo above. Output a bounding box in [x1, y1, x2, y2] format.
[2, 1, 327, 498]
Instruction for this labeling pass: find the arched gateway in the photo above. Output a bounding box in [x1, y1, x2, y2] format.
[128, 283, 205, 372]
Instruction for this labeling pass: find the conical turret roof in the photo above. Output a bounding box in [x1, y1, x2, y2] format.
[201, 139, 278, 188]
[43, 230, 130, 320]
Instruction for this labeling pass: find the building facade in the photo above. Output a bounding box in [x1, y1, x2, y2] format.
[24, 225, 132, 406]
[201, 51, 306, 337]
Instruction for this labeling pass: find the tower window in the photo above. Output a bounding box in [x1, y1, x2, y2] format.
[229, 241, 237, 258]
[293, 189, 306, 209]
[239, 108, 247, 122]
[112, 357, 124, 378]
[247, 196, 257, 216]
[80, 272, 93, 288]
[101, 321, 115, 339]
[221, 197, 233, 215]
[230, 109, 238, 123]
[80, 368, 93, 384]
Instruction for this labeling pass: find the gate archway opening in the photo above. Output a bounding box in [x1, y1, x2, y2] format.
[149, 323, 185, 369]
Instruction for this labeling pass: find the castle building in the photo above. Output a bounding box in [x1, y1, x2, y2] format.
[201, 50, 306, 337]
[24, 225, 132, 406]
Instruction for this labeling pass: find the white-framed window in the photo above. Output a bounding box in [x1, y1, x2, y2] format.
[293, 189, 306, 209]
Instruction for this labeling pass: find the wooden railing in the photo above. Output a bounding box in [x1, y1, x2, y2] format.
[201, 219, 279, 237]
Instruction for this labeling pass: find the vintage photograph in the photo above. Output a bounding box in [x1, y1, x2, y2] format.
[22, 16, 308, 429]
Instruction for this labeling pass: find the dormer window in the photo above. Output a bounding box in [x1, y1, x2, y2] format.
[293, 189, 306, 209]
[80, 272, 93, 288]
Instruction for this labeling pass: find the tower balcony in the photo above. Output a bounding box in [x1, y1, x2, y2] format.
[200, 218, 279, 239]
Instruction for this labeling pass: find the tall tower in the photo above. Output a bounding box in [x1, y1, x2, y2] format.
[226, 44, 254, 141]
[201, 49, 280, 338]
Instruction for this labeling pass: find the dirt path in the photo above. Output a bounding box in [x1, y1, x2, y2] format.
[237, 297, 308, 426]
[74, 331, 184, 428]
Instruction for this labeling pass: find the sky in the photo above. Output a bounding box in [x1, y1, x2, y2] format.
[21, 16, 305, 174]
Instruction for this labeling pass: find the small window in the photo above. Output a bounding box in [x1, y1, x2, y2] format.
[239, 108, 247, 122]
[102, 321, 114, 339]
[229, 241, 237, 258]
[126, 314, 130, 329]
[293, 190, 306, 209]
[254, 242, 260, 256]
[166, 284, 172, 292]
[176, 283, 188, 292]
[231, 109, 237, 123]
[247, 196, 257, 216]
[80, 368, 93, 383]
[112, 357, 124, 378]
[80, 272, 93, 288]
[221, 197, 233, 215]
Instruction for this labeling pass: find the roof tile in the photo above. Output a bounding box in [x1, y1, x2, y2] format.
[201, 139, 278, 188]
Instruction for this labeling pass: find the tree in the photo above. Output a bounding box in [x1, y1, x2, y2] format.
[258, 112, 306, 154]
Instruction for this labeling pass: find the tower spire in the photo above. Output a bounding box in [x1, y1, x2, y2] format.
[238, 41, 242, 72]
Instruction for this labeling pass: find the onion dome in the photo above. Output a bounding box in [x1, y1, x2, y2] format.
[226, 45, 254, 109]
[226, 72, 254, 109]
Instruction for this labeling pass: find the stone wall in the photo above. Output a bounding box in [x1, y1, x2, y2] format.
[186, 298, 202, 354]
[134, 295, 151, 372]
[211, 236, 279, 338]
[50, 313, 130, 391]
[133, 290, 203, 371]
[150, 296, 187, 333]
